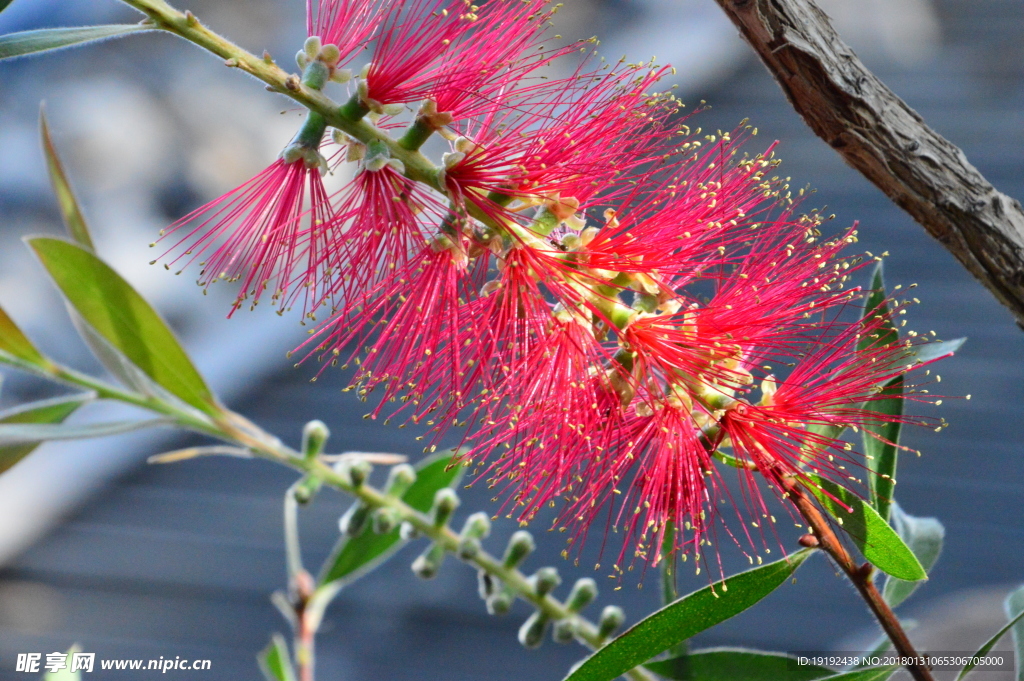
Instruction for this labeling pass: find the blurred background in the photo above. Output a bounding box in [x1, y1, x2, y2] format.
[0, 0, 1022, 678]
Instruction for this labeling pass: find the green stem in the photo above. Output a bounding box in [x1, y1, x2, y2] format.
[397, 117, 435, 152]
[284, 483, 304, 580]
[291, 111, 328, 150]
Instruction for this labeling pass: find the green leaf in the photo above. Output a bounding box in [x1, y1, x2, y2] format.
[40, 109, 94, 250]
[28, 237, 219, 416]
[318, 450, 462, 586]
[803, 475, 926, 581]
[0, 417, 168, 447]
[862, 375, 902, 523]
[0, 0, 14, 15]
[0, 394, 91, 475]
[563, 550, 814, 681]
[956, 596, 1024, 680]
[882, 503, 943, 608]
[1004, 584, 1024, 681]
[0, 304, 51, 368]
[644, 647, 834, 680]
[909, 337, 966, 366]
[855, 263, 902, 523]
[42, 647, 83, 681]
[0, 25, 151, 61]
[857, 262, 897, 354]
[257, 633, 297, 681]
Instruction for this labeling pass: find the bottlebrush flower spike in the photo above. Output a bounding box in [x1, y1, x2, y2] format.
[313, 150, 444, 312]
[157, 142, 334, 315]
[313, 236, 487, 427]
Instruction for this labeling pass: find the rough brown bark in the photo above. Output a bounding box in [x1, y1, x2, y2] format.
[712, 0, 1024, 329]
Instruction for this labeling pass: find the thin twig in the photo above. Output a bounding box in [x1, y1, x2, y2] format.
[782, 476, 935, 681]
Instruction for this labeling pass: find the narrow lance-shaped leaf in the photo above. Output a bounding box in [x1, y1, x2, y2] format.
[28, 237, 220, 416]
[803, 475, 926, 581]
[41, 108, 95, 250]
[857, 263, 898, 354]
[0, 394, 92, 475]
[257, 633, 297, 681]
[857, 263, 901, 522]
[882, 502, 944, 608]
[910, 337, 966, 365]
[0, 418, 170, 447]
[1005, 584, 1024, 681]
[956, 598, 1024, 681]
[0, 305, 52, 368]
[862, 374, 902, 523]
[644, 647, 834, 680]
[563, 550, 814, 681]
[0, 25, 152, 61]
[0, 0, 15, 15]
[318, 450, 463, 586]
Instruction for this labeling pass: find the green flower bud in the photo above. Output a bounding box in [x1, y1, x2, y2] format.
[384, 463, 417, 497]
[295, 50, 309, 70]
[318, 43, 340, 66]
[532, 566, 561, 597]
[336, 459, 372, 488]
[566, 578, 597, 612]
[487, 586, 515, 615]
[339, 502, 370, 537]
[457, 536, 481, 560]
[292, 475, 322, 505]
[597, 605, 625, 639]
[399, 521, 420, 540]
[303, 36, 322, 59]
[518, 611, 550, 649]
[552, 618, 576, 644]
[411, 543, 446, 579]
[502, 530, 535, 569]
[301, 420, 330, 459]
[459, 512, 491, 540]
[371, 507, 400, 534]
[431, 488, 460, 527]
[330, 68, 352, 84]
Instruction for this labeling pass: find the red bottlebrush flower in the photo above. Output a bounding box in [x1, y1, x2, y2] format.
[159, 150, 334, 315]
[360, 0, 477, 108]
[419, 1, 577, 121]
[311, 238, 487, 427]
[442, 61, 679, 226]
[313, 160, 444, 312]
[307, 0, 381, 67]
[715, 317, 943, 519]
